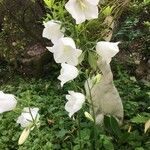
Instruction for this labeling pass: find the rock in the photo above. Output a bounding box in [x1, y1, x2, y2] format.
[84, 59, 124, 125]
[18, 43, 52, 77]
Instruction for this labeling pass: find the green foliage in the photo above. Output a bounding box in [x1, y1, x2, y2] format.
[0, 0, 150, 149]
[102, 6, 114, 16]
[113, 66, 150, 150]
[0, 77, 73, 149]
[104, 115, 122, 139]
[114, 0, 150, 59]
[131, 115, 149, 124]
[0, 65, 150, 149]
[99, 135, 114, 150]
[44, 0, 54, 8]
[143, 0, 150, 5]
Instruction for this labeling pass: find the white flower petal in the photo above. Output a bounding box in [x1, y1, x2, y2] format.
[58, 63, 79, 87]
[65, 91, 85, 117]
[96, 41, 120, 64]
[65, 0, 86, 24]
[46, 46, 54, 53]
[17, 107, 40, 128]
[84, 3, 99, 20]
[61, 37, 76, 49]
[76, 49, 82, 57]
[50, 37, 82, 66]
[0, 91, 17, 113]
[42, 20, 64, 44]
[86, 0, 100, 5]
[65, 0, 99, 24]
[66, 95, 72, 101]
[68, 91, 75, 96]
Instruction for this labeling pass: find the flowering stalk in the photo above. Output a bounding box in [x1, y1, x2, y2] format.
[86, 79, 96, 122]
[72, 80, 83, 150]
[42, 0, 124, 148]
[86, 78, 97, 149]
[77, 114, 82, 150]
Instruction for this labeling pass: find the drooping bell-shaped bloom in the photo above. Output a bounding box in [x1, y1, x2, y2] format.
[65, 0, 100, 24]
[42, 20, 64, 44]
[47, 37, 82, 66]
[96, 41, 120, 64]
[0, 91, 17, 113]
[58, 63, 79, 87]
[65, 91, 85, 117]
[17, 107, 40, 128]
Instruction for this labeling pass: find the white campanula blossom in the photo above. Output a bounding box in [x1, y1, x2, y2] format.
[65, 91, 85, 117]
[42, 20, 64, 44]
[17, 107, 40, 128]
[65, 0, 100, 24]
[47, 37, 82, 66]
[96, 41, 120, 64]
[58, 63, 79, 87]
[0, 91, 17, 113]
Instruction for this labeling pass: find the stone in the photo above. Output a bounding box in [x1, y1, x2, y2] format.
[19, 43, 52, 77]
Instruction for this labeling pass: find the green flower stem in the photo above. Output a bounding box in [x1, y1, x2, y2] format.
[86, 80, 96, 123]
[72, 81, 82, 150]
[86, 79, 97, 149]
[77, 114, 82, 150]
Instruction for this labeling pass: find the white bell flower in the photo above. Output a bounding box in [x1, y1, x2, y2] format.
[65, 91, 85, 117]
[58, 63, 79, 87]
[96, 41, 120, 64]
[0, 91, 17, 113]
[42, 20, 64, 44]
[47, 37, 82, 66]
[65, 0, 100, 24]
[17, 107, 40, 128]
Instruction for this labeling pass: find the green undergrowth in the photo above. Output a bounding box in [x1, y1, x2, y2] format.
[0, 66, 150, 150]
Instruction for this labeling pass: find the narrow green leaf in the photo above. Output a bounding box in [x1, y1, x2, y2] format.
[44, 0, 54, 8]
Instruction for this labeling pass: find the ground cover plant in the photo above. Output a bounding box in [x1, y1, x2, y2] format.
[0, 0, 150, 149]
[0, 70, 149, 150]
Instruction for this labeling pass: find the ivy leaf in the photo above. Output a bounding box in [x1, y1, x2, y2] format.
[100, 135, 114, 150]
[80, 129, 90, 140]
[57, 129, 68, 138]
[131, 115, 149, 124]
[103, 138, 114, 150]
